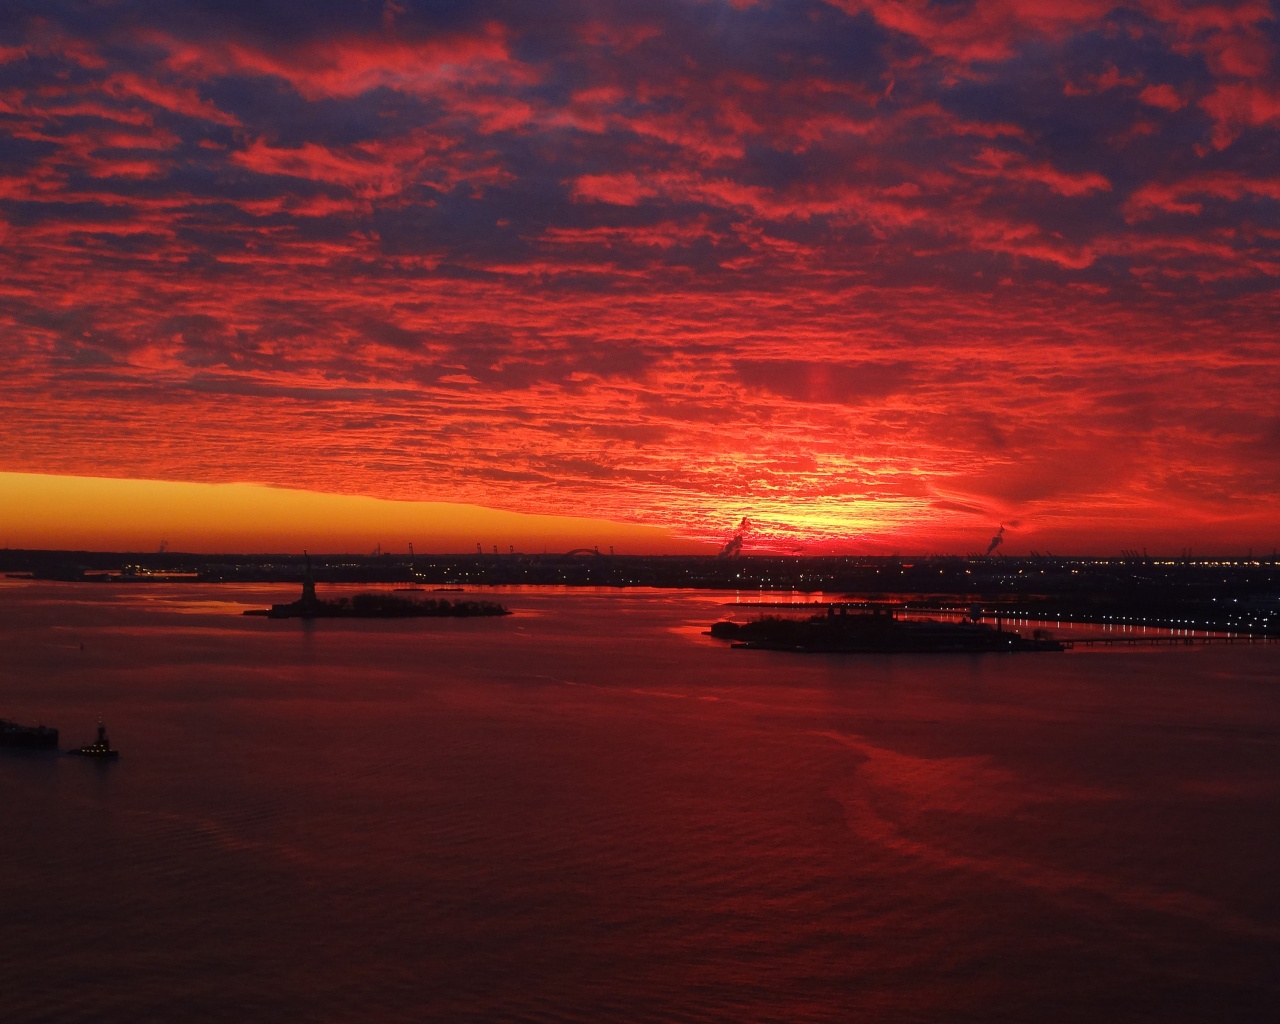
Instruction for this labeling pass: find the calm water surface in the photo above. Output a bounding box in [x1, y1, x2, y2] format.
[1, 582, 1278, 1022]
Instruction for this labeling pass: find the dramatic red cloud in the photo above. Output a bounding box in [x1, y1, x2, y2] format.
[150, 22, 528, 101]
[0, 1, 1277, 553]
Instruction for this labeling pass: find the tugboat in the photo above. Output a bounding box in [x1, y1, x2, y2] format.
[68, 720, 119, 759]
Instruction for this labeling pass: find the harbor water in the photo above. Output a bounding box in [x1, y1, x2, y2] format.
[1, 582, 1278, 1022]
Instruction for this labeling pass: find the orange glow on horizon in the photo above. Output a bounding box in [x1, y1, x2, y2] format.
[0, 473, 712, 555]
[0, 472, 1273, 557]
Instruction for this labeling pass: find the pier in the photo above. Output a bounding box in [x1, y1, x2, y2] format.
[719, 600, 1278, 649]
[1068, 634, 1278, 647]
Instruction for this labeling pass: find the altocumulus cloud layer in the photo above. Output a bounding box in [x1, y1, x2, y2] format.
[1, 0, 1278, 550]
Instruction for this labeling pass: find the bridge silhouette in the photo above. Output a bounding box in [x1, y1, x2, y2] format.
[560, 547, 604, 559]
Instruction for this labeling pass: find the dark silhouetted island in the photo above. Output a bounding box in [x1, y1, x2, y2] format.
[710, 604, 1065, 653]
[246, 592, 511, 619]
[0, 719, 59, 749]
[244, 554, 510, 619]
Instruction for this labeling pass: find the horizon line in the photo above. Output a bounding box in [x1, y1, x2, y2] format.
[4, 547, 1277, 562]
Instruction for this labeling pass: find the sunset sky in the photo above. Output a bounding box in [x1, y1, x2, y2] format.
[2, 1, 1278, 554]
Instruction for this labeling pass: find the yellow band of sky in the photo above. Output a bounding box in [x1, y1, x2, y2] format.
[0, 473, 711, 554]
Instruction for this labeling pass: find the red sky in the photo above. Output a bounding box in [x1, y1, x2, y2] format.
[2, 1, 1278, 553]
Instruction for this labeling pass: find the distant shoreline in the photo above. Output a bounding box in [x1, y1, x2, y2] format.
[3, 551, 1278, 637]
[1, 552, 1276, 639]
